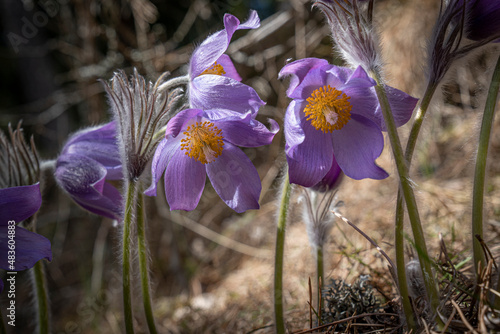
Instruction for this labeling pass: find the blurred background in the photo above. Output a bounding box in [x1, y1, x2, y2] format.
[1, 0, 500, 332]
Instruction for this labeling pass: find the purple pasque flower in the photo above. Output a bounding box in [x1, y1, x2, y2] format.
[0, 127, 51, 293]
[55, 122, 123, 220]
[0, 184, 52, 288]
[188, 10, 265, 115]
[145, 108, 278, 213]
[279, 58, 417, 187]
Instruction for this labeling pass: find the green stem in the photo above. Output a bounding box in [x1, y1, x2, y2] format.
[274, 172, 291, 334]
[32, 260, 49, 334]
[472, 54, 500, 276]
[122, 180, 137, 334]
[370, 69, 440, 320]
[394, 82, 437, 330]
[316, 246, 323, 325]
[136, 186, 158, 334]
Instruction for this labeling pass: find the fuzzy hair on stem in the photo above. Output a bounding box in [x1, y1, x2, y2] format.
[313, 0, 381, 72]
[102, 69, 185, 181]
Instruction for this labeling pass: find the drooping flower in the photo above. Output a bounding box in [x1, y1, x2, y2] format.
[279, 58, 417, 186]
[188, 10, 265, 115]
[0, 127, 52, 292]
[145, 108, 278, 213]
[103, 69, 185, 181]
[55, 122, 123, 220]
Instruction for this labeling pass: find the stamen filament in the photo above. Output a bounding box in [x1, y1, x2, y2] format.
[181, 121, 224, 164]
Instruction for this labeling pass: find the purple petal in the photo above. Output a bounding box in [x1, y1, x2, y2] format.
[144, 136, 181, 197]
[0, 278, 3, 293]
[0, 225, 52, 271]
[279, 58, 329, 97]
[164, 149, 206, 211]
[285, 102, 334, 187]
[190, 75, 265, 115]
[0, 184, 41, 225]
[211, 112, 279, 147]
[374, 85, 418, 130]
[189, 10, 260, 78]
[284, 100, 307, 155]
[466, 0, 500, 41]
[62, 122, 122, 174]
[206, 142, 260, 212]
[331, 114, 389, 180]
[217, 54, 242, 81]
[55, 154, 122, 220]
[336, 66, 376, 90]
[311, 155, 344, 192]
[165, 109, 202, 137]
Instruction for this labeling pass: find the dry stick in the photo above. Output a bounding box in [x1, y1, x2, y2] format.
[332, 211, 397, 284]
[451, 300, 478, 334]
[292, 313, 399, 334]
[439, 307, 456, 334]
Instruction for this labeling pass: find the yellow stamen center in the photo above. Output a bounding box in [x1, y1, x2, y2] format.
[200, 62, 226, 76]
[304, 85, 352, 133]
[180, 121, 224, 164]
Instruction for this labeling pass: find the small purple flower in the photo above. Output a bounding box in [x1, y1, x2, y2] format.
[145, 108, 278, 213]
[0, 184, 52, 292]
[279, 58, 417, 187]
[55, 122, 123, 220]
[188, 10, 265, 114]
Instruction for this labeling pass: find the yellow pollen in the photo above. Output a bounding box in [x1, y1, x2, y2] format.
[200, 62, 226, 76]
[304, 85, 352, 133]
[180, 121, 224, 164]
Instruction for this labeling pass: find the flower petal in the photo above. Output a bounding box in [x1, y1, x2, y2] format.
[166, 108, 202, 138]
[279, 58, 329, 97]
[189, 10, 260, 77]
[0, 184, 41, 225]
[144, 136, 181, 197]
[62, 122, 122, 175]
[311, 155, 344, 192]
[285, 104, 334, 187]
[374, 85, 418, 130]
[284, 100, 307, 155]
[211, 112, 279, 147]
[164, 149, 206, 211]
[206, 142, 260, 212]
[331, 114, 389, 180]
[190, 75, 265, 114]
[0, 225, 52, 271]
[55, 154, 122, 220]
[217, 54, 242, 81]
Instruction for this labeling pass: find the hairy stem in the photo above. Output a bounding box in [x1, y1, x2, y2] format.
[32, 260, 50, 334]
[274, 172, 292, 334]
[122, 180, 137, 334]
[136, 186, 158, 334]
[394, 82, 437, 330]
[370, 69, 440, 323]
[316, 246, 324, 325]
[472, 54, 500, 276]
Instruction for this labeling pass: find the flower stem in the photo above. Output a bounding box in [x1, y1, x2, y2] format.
[122, 180, 137, 334]
[274, 172, 291, 334]
[370, 69, 440, 321]
[316, 246, 324, 325]
[394, 82, 437, 330]
[472, 54, 500, 276]
[136, 186, 158, 334]
[32, 260, 50, 334]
